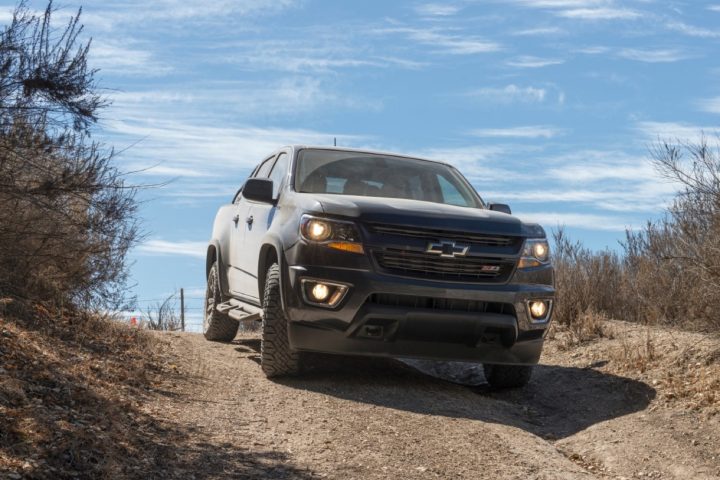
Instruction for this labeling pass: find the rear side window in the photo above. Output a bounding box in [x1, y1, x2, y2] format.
[233, 155, 276, 203]
[268, 153, 288, 199]
[255, 156, 275, 178]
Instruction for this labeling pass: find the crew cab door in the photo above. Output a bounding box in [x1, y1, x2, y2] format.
[228, 155, 276, 299]
[237, 151, 289, 301]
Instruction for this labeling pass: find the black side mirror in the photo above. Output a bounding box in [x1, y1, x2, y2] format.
[488, 202, 512, 215]
[243, 178, 274, 203]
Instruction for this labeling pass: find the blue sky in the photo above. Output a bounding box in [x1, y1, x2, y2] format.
[3, 0, 720, 329]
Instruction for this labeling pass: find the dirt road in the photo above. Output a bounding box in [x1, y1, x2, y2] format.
[142, 328, 720, 479]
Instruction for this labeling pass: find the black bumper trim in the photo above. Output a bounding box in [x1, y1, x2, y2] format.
[288, 321, 543, 365]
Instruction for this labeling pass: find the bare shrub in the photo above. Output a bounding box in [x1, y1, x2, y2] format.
[552, 136, 720, 332]
[552, 227, 630, 326]
[0, 2, 139, 310]
[144, 293, 182, 331]
[624, 136, 720, 331]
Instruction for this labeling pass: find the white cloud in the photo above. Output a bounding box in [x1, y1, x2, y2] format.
[415, 4, 461, 16]
[108, 119, 361, 173]
[508, 1, 641, 20]
[375, 27, 502, 55]
[512, 26, 565, 36]
[666, 21, 720, 38]
[479, 149, 680, 214]
[487, 187, 672, 212]
[698, 97, 720, 114]
[465, 84, 548, 103]
[108, 77, 382, 121]
[134, 165, 217, 178]
[468, 125, 565, 139]
[636, 121, 720, 143]
[557, 7, 640, 19]
[505, 55, 564, 68]
[408, 145, 519, 183]
[137, 240, 207, 258]
[509, 0, 606, 7]
[515, 212, 629, 231]
[547, 162, 654, 183]
[78, 0, 299, 30]
[216, 38, 428, 73]
[575, 46, 611, 54]
[90, 41, 173, 76]
[617, 48, 690, 63]
[707, 5, 720, 12]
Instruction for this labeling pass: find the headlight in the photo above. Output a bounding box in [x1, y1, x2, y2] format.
[304, 218, 332, 241]
[300, 215, 364, 254]
[518, 238, 550, 268]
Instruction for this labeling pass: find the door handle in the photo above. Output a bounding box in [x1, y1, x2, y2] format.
[246, 215, 254, 225]
[232, 214, 240, 224]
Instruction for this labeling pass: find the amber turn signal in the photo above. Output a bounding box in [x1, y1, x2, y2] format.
[327, 241, 364, 254]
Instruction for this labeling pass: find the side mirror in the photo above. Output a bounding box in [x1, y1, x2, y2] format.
[488, 202, 512, 215]
[243, 178, 274, 203]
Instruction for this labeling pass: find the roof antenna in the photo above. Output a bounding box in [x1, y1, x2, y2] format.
[333, 137, 337, 147]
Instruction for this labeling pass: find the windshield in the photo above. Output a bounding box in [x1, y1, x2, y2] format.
[294, 149, 483, 208]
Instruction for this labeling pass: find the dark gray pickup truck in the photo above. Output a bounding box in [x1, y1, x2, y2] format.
[204, 146, 554, 387]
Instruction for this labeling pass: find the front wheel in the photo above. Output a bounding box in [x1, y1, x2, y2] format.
[261, 263, 301, 377]
[203, 261, 239, 342]
[483, 364, 533, 389]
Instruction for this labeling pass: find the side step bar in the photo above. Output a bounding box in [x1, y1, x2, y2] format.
[216, 298, 262, 323]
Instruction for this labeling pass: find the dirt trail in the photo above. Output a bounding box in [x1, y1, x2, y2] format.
[140, 326, 719, 480]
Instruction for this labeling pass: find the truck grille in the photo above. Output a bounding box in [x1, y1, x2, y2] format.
[369, 223, 521, 250]
[374, 248, 515, 283]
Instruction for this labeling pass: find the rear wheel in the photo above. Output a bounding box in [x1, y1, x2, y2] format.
[203, 261, 239, 342]
[261, 263, 301, 377]
[483, 364, 533, 388]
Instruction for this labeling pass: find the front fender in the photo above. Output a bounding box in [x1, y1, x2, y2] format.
[258, 233, 290, 312]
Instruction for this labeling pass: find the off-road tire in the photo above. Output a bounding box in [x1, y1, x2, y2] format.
[261, 263, 301, 377]
[483, 364, 533, 389]
[203, 261, 239, 342]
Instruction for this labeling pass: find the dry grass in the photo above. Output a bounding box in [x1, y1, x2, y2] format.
[548, 309, 614, 351]
[0, 297, 177, 478]
[544, 319, 720, 415]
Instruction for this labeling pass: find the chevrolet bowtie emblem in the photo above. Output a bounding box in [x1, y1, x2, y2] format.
[426, 240, 469, 258]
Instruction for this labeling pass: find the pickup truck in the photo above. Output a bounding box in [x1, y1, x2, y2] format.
[204, 146, 554, 388]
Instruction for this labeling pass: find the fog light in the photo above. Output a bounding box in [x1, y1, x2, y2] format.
[529, 300, 549, 320]
[311, 283, 330, 301]
[301, 279, 350, 308]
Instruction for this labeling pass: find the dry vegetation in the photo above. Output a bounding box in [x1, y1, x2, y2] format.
[544, 320, 720, 415]
[0, 4, 162, 477]
[549, 136, 720, 415]
[0, 2, 139, 311]
[552, 136, 720, 335]
[0, 298, 173, 478]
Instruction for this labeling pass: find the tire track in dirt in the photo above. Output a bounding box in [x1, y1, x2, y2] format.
[150, 333, 596, 479]
[144, 331, 720, 479]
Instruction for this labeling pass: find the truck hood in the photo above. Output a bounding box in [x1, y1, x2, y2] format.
[313, 194, 543, 237]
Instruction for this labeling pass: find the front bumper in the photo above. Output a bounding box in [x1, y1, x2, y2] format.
[283, 245, 554, 365]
